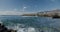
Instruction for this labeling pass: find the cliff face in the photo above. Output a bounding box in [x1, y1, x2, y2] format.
[37, 9, 60, 17]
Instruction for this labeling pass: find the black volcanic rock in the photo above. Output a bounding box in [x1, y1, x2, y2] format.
[0, 23, 17, 32]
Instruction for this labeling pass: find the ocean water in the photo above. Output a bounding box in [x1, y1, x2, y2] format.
[0, 15, 60, 32]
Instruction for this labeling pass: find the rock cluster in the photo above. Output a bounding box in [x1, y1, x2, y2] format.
[0, 23, 17, 32]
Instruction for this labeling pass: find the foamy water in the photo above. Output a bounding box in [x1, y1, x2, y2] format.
[6, 23, 36, 32]
[0, 16, 60, 32]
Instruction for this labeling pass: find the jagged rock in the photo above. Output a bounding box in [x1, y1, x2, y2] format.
[0, 23, 17, 32]
[8, 29, 17, 32]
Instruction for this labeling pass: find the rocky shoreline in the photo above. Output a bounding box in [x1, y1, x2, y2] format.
[0, 23, 17, 32]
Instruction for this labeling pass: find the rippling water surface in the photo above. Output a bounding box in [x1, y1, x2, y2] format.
[0, 15, 60, 32]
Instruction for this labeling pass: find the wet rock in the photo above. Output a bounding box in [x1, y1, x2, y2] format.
[8, 29, 17, 32]
[41, 30, 44, 32]
[0, 23, 17, 32]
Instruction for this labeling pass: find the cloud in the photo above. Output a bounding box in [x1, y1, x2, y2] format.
[0, 11, 22, 15]
[0, 11, 35, 15]
[23, 7, 27, 9]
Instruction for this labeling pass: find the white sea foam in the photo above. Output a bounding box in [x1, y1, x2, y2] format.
[6, 23, 36, 32]
[0, 20, 36, 32]
[0, 19, 3, 25]
[16, 24, 36, 32]
[17, 27, 36, 32]
[0, 21, 3, 24]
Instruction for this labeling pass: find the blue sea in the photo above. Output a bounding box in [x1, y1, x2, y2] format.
[0, 15, 60, 32]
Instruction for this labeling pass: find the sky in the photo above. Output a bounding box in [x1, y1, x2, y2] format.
[0, 0, 60, 15]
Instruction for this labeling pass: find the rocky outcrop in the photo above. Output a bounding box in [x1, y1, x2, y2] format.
[0, 23, 17, 32]
[22, 9, 60, 17]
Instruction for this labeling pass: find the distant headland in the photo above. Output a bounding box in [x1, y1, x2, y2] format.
[21, 9, 60, 17]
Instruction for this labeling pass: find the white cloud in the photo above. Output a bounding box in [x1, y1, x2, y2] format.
[0, 11, 35, 15]
[23, 7, 27, 9]
[0, 11, 22, 15]
[22, 7, 27, 12]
